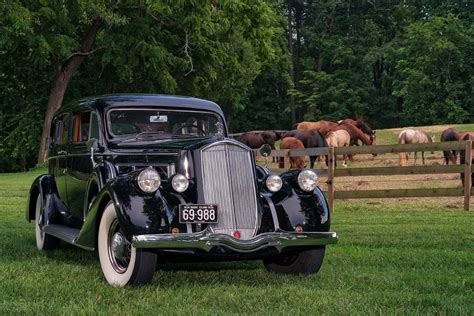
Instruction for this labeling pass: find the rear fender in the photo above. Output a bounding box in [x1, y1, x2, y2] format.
[26, 174, 67, 225]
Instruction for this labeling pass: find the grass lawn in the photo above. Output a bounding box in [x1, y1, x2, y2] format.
[0, 170, 473, 314]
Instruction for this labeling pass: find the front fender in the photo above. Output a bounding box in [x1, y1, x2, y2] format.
[262, 169, 330, 233]
[75, 173, 173, 249]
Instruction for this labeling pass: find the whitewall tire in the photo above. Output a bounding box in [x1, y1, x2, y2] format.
[35, 195, 60, 250]
[98, 202, 157, 286]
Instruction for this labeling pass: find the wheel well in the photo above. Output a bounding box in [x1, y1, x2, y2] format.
[87, 182, 99, 208]
[29, 186, 40, 221]
[94, 194, 112, 249]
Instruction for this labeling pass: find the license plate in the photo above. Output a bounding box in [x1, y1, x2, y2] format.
[179, 204, 218, 223]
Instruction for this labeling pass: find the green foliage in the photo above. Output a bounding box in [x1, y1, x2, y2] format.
[1, 0, 474, 171]
[391, 14, 473, 125]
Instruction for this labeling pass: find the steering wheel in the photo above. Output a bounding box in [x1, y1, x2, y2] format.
[172, 124, 207, 136]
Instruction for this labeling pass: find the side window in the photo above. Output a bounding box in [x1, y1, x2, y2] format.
[71, 112, 92, 143]
[89, 112, 100, 140]
[52, 114, 70, 145]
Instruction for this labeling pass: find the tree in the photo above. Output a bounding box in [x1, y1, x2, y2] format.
[392, 14, 473, 125]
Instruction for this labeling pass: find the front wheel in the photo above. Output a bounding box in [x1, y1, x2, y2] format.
[98, 202, 157, 286]
[263, 247, 326, 275]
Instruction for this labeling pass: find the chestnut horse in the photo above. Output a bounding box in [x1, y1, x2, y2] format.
[440, 128, 460, 164]
[282, 129, 328, 168]
[459, 132, 474, 188]
[296, 120, 337, 132]
[279, 137, 305, 169]
[340, 118, 376, 143]
[398, 129, 434, 166]
[326, 130, 351, 167]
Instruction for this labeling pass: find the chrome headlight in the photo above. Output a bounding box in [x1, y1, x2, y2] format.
[171, 173, 189, 193]
[297, 169, 318, 192]
[137, 167, 161, 193]
[266, 174, 283, 192]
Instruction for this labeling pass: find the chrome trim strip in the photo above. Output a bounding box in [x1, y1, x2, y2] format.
[132, 230, 337, 253]
[262, 195, 280, 230]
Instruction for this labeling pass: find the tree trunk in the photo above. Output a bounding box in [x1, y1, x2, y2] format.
[37, 18, 102, 163]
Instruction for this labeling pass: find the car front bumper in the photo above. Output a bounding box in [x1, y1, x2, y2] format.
[131, 230, 337, 253]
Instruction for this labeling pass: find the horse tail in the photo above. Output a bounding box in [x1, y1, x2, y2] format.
[399, 152, 408, 166]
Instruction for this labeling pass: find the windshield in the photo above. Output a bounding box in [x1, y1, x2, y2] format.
[107, 108, 225, 140]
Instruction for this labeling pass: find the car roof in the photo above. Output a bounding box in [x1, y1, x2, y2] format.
[57, 94, 225, 118]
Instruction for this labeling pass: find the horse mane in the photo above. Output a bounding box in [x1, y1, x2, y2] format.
[340, 123, 372, 145]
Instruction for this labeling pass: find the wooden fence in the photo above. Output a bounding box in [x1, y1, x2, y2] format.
[254, 140, 473, 211]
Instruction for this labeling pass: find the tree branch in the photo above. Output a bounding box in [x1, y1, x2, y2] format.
[183, 31, 194, 76]
[64, 47, 104, 62]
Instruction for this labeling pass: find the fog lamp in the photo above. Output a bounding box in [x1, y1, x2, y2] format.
[265, 174, 283, 192]
[171, 173, 189, 193]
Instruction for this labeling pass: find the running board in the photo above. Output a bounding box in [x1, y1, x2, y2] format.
[43, 225, 94, 251]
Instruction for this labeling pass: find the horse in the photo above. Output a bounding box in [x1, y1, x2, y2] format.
[279, 137, 305, 169]
[459, 132, 474, 188]
[440, 128, 460, 164]
[282, 129, 328, 168]
[398, 129, 434, 166]
[326, 129, 351, 167]
[339, 118, 376, 143]
[238, 130, 280, 150]
[296, 120, 338, 132]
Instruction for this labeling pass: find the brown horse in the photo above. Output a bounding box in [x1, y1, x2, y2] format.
[340, 118, 376, 143]
[296, 120, 338, 132]
[282, 129, 328, 168]
[440, 128, 460, 164]
[279, 137, 305, 169]
[459, 132, 474, 188]
[398, 129, 434, 166]
[238, 130, 280, 150]
[326, 130, 351, 167]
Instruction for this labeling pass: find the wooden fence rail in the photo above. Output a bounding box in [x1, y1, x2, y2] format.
[254, 140, 473, 211]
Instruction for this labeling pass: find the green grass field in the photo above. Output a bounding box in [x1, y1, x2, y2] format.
[0, 169, 473, 314]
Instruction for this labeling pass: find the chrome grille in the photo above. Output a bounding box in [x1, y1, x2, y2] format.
[200, 142, 258, 240]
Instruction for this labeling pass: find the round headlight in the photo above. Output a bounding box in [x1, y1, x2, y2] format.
[297, 169, 318, 192]
[266, 174, 283, 192]
[137, 167, 161, 193]
[171, 173, 189, 193]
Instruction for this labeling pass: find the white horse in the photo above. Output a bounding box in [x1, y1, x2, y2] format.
[398, 128, 435, 166]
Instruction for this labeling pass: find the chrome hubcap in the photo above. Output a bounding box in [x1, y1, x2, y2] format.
[107, 219, 131, 274]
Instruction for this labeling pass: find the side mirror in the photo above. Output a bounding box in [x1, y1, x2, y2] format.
[259, 144, 272, 157]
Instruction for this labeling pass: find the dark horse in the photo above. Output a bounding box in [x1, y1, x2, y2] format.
[238, 130, 281, 149]
[460, 132, 474, 188]
[440, 128, 460, 164]
[282, 129, 328, 168]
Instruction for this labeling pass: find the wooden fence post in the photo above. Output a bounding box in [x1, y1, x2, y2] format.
[284, 150, 291, 170]
[464, 140, 472, 211]
[327, 147, 335, 212]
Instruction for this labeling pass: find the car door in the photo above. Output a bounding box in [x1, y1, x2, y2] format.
[49, 114, 70, 207]
[66, 111, 99, 224]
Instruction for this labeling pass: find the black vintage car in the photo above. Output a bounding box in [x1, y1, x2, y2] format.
[27, 94, 337, 286]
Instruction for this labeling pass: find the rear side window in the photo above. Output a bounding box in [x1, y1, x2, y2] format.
[71, 112, 93, 143]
